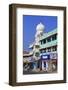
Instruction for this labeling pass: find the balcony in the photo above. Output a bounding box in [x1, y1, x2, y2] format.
[40, 40, 57, 49]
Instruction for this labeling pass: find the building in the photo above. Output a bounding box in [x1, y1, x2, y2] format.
[23, 51, 33, 72]
[39, 28, 57, 72]
[23, 22, 57, 73]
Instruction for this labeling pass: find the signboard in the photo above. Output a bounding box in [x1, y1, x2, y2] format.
[50, 53, 57, 59]
[41, 54, 50, 60]
[40, 53, 57, 60]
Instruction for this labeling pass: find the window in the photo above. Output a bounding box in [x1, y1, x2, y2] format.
[47, 37, 51, 42]
[52, 34, 57, 41]
[40, 49, 46, 53]
[40, 40, 43, 45]
[43, 39, 46, 44]
[35, 52, 40, 57]
[47, 47, 51, 52]
[52, 46, 57, 51]
[35, 45, 40, 48]
[40, 39, 46, 44]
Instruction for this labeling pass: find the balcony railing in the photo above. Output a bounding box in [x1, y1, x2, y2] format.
[40, 40, 57, 49]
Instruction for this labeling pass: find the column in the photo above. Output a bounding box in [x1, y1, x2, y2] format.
[42, 61, 46, 71]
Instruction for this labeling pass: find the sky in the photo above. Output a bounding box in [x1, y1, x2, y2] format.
[23, 15, 57, 51]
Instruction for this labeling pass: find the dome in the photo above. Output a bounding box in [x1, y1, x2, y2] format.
[36, 22, 45, 31]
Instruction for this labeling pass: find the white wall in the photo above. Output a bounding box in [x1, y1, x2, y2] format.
[0, 0, 68, 90]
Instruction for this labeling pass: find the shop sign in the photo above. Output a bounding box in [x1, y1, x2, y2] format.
[41, 54, 50, 60]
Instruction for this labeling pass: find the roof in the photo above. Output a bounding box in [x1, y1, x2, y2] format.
[23, 50, 33, 57]
[23, 51, 29, 54]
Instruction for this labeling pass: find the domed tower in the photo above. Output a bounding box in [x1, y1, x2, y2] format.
[28, 22, 45, 71]
[35, 22, 45, 44]
[36, 22, 45, 34]
[33, 22, 45, 60]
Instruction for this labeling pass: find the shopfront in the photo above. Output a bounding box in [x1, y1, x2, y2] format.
[40, 53, 57, 72]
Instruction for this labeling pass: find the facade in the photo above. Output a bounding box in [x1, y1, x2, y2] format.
[39, 28, 57, 72]
[23, 23, 57, 74]
[23, 51, 33, 72]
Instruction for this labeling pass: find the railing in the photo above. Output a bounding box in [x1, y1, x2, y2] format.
[40, 40, 57, 49]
